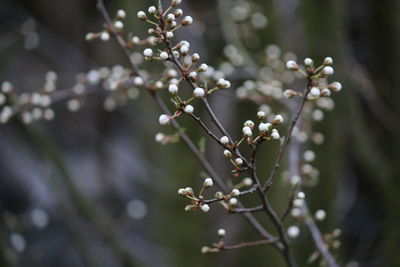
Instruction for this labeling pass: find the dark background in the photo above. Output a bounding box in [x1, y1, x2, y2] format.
[0, 0, 399, 266]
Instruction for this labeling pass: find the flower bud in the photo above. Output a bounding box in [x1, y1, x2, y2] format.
[165, 31, 174, 39]
[203, 178, 213, 188]
[323, 57, 333, 65]
[244, 120, 255, 128]
[191, 53, 200, 62]
[242, 126, 252, 137]
[272, 115, 283, 125]
[143, 48, 153, 58]
[257, 111, 266, 120]
[328, 81, 342, 92]
[171, 0, 182, 7]
[234, 158, 243, 166]
[193, 87, 205, 98]
[201, 204, 210, 212]
[174, 9, 183, 17]
[181, 16, 193, 26]
[297, 191, 306, 199]
[229, 198, 238, 205]
[271, 129, 280, 139]
[321, 66, 334, 76]
[258, 122, 271, 132]
[137, 11, 147, 20]
[178, 188, 186, 196]
[242, 177, 253, 186]
[218, 228, 226, 237]
[168, 84, 178, 95]
[148, 6, 157, 14]
[185, 187, 194, 195]
[160, 51, 169, 60]
[310, 87, 320, 97]
[159, 114, 171, 125]
[100, 32, 110, 41]
[287, 226, 300, 238]
[304, 58, 313, 66]
[223, 150, 232, 158]
[198, 63, 208, 72]
[315, 209, 326, 221]
[116, 9, 126, 19]
[220, 136, 229, 145]
[184, 105, 194, 114]
[231, 189, 240, 197]
[286, 60, 299, 71]
[283, 89, 297, 98]
[113, 21, 124, 30]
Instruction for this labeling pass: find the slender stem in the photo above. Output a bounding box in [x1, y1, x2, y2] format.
[263, 79, 312, 191]
[230, 206, 264, 213]
[220, 239, 275, 250]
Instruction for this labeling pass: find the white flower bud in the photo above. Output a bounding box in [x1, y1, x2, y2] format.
[178, 188, 186, 196]
[231, 189, 240, 197]
[1, 81, 13, 93]
[220, 136, 229, 145]
[283, 89, 297, 98]
[244, 120, 255, 128]
[303, 150, 315, 162]
[201, 246, 210, 253]
[229, 198, 238, 205]
[159, 51, 169, 60]
[297, 191, 305, 199]
[113, 21, 124, 30]
[131, 36, 140, 44]
[217, 78, 231, 89]
[203, 178, 213, 188]
[286, 60, 299, 71]
[321, 66, 334, 76]
[180, 45, 189, 55]
[320, 88, 331, 96]
[184, 105, 194, 114]
[185, 187, 194, 195]
[168, 84, 178, 95]
[271, 129, 280, 139]
[100, 32, 110, 41]
[234, 158, 243, 166]
[304, 58, 313, 66]
[257, 111, 266, 120]
[116, 9, 126, 19]
[198, 63, 208, 72]
[258, 122, 271, 132]
[191, 53, 200, 62]
[182, 16, 193, 25]
[193, 87, 205, 98]
[218, 228, 226, 237]
[137, 11, 147, 20]
[85, 32, 97, 41]
[167, 14, 176, 22]
[242, 177, 253, 186]
[272, 114, 283, 125]
[172, 0, 182, 6]
[293, 199, 304, 208]
[323, 57, 333, 65]
[328, 81, 342, 92]
[166, 31, 174, 39]
[148, 6, 157, 14]
[224, 150, 232, 158]
[310, 87, 320, 97]
[155, 133, 165, 143]
[287, 226, 300, 238]
[201, 204, 210, 212]
[143, 48, 153, 58]
[189, 71, 197, 79]
[315, 209, 326, 221]
[242, 126, 252, 137]
[159, 114, 171, 125]
[291, 208, 301, 218]
[174, 9, 183, 17]
[134, 77, 144, 86]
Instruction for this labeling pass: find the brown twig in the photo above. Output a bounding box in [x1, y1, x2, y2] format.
[220, 239, 275, 250]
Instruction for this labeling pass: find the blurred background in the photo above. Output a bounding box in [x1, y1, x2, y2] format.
[0, 0, 399, 266]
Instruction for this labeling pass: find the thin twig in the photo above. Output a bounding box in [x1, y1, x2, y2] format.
[263, 79, 312, 191]
[221, 239, 275, 250]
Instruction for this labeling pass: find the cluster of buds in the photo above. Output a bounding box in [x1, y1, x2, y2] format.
[285, 57, 342, 100]
[178, 178, 214, 212]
